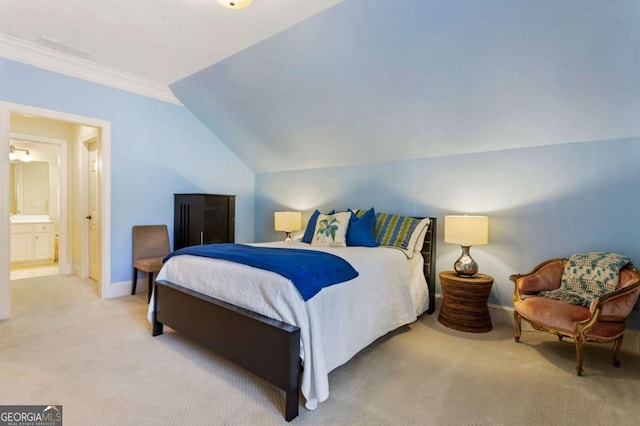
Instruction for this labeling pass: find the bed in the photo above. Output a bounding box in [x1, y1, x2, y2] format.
[149, 216, 437, 421]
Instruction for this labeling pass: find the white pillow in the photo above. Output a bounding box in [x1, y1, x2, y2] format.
[402, 218, 431, 259]
[311, 211, 351, 248]
[412, 218, 431, 253]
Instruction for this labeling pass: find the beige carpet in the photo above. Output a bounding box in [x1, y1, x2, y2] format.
[2, 275, 640, 425]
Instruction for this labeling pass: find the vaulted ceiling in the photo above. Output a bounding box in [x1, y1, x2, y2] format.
[1, 0, 639, 173]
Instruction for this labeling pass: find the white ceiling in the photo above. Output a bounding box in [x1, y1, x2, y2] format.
[0, 0, 342, 85]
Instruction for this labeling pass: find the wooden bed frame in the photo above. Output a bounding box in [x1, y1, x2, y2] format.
[152, 217, 437, 421]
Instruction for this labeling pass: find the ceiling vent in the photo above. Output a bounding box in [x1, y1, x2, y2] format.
[37, 35, 92, 59]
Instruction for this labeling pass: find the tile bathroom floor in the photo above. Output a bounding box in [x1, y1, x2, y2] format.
[10, 263, 59, 280]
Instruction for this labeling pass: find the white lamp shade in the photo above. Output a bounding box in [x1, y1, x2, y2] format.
[274, 211, 302, 232]
[444, 215, 489, 246]
[217, 0, 253, 10]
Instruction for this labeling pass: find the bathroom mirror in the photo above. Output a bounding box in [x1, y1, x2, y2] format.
[10, 161, 49, 215]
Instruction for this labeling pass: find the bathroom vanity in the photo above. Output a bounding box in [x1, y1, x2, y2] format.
[10, 216, 56, 265]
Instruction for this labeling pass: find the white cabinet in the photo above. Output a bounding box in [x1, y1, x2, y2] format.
[10, 225, 32, 262]
[34, 229, 55, 260]
[10, 222, 55, 264]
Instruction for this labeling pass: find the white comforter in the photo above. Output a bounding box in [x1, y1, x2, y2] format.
[148, 241, 429, 410]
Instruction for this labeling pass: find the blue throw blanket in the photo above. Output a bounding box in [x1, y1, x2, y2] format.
[163, 244, 359, 301]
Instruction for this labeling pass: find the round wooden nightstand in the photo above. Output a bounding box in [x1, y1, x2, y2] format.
[438, 270, 494, 333]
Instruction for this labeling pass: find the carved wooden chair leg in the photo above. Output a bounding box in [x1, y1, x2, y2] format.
[514, 311, 522, 343]
[575, 335, 585, 376]
[612, 335, 623, 368]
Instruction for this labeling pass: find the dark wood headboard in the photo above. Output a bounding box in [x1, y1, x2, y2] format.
[419, 217, 437, 314]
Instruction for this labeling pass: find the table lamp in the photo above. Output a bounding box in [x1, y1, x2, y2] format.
[274, 211, 302, 241]
[444, 215, 489, 277]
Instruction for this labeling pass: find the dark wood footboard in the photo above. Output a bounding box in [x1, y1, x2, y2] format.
[153, 281, 301, 421]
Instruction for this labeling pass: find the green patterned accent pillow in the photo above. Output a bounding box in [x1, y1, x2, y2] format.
[354, 209, 367, 219]
[374, 212, 420, 250]
[540, 252, 630, 307]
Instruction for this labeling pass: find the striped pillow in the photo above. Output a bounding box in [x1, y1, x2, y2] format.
[374, 213, 421, 250]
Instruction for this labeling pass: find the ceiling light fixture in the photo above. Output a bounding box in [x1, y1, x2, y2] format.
[217, 0, 253, 10]
[9, 145, 32, 162]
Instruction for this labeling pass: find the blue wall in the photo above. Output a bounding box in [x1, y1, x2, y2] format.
[171, 0, 640, 173]
[256, 137, 640, 326]
[0, 58, 255, 285]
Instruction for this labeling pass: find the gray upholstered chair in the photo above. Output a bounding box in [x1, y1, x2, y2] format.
[511, 258, 640, 375]
[131, 225, 170, 303]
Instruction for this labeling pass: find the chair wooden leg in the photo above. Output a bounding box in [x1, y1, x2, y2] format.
[147, 272, 154, 304]
[612, 335, 623, 368]
[131, 268, 138, 295]
[575, 335, 585, 376]
[514, 311, 522, 343]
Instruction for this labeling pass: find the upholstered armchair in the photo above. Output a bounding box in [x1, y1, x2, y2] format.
[510, 258, 640, 375]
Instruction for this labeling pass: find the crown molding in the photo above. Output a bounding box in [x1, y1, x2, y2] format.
[0, 33, 181, 105]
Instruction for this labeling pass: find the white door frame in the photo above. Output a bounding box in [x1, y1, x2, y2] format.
[0, 101, 111, 319]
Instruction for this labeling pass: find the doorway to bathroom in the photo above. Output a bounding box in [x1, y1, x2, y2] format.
[9, 134, 65, 280]
[1, 101, 112, 320]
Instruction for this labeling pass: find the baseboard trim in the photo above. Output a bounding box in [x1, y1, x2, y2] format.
[106, 271, 157, 299]
[105, 279, 140, 299]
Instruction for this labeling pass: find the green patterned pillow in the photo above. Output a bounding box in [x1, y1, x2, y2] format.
[374, 212, 421, 250]
[354, 209, 367, 219]
[540, 252, 630, 307]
